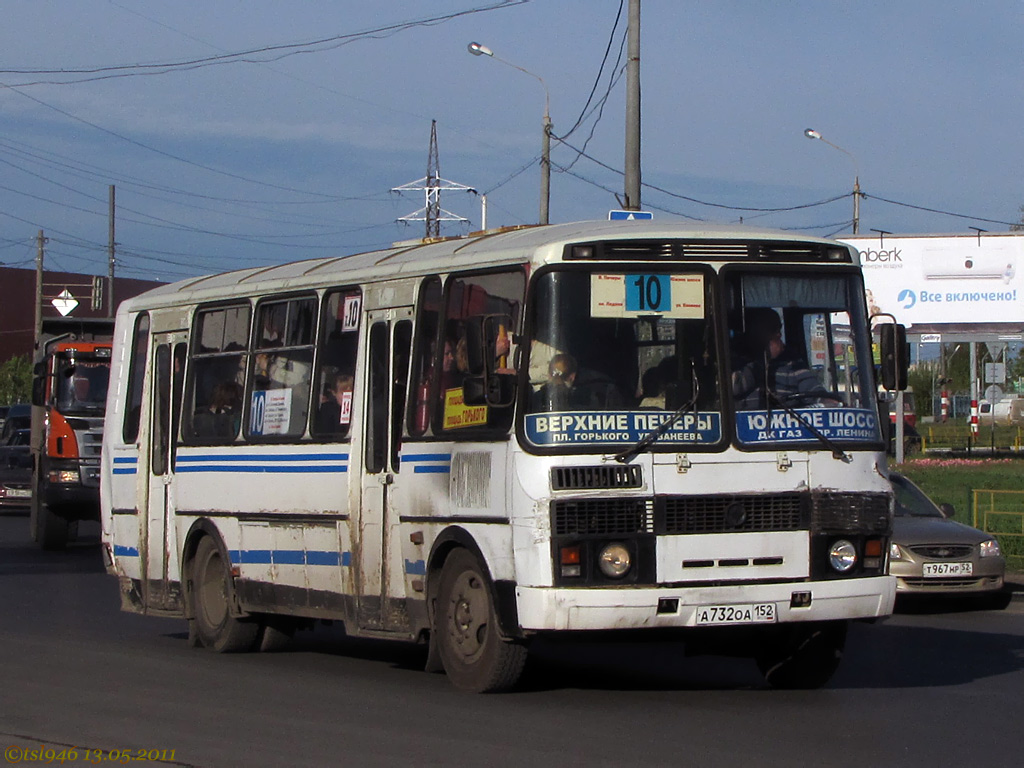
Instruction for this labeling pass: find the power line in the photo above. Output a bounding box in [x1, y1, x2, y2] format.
[1, 2, 530, 86]
[864, 193, 1018, 228]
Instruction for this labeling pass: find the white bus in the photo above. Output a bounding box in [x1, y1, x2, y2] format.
[101, 220, 899, 692]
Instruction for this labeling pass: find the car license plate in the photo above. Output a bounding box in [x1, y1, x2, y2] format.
[922, 561, 973, 577]
[5, 488, 30, 498]
[695, 603, 777, 626]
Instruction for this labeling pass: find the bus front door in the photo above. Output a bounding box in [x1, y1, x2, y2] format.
[143, 333, 186, 612]
[357, 308, 414, 633]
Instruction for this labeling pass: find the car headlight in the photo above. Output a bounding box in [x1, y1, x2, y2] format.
[48, 469, 80, 484]
[828, 539, 857, 573]
[597, 542, 632, 579]
[889, 541, 903, 561]
[979, 539, 1002, 558]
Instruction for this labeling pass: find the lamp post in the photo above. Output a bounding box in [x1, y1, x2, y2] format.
[468, 41, 551, 225]
[803, 128, 861, 234]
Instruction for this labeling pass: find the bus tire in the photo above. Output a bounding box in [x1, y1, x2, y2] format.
[38, 505, 70, 551]
[436, 549, 527, 693]
[191, 536, 260, 653]
[756, 621, 847, 690]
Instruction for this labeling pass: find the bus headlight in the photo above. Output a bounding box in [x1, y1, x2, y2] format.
[828, 539, 857, 573]
[597, 542, 632, 579]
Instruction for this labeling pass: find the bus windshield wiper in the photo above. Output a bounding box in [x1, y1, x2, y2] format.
[614, 372, 699, 464]
[763, 387, 850, 462]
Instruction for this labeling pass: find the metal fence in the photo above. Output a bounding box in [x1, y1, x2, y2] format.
[920, 426, 1023, 454]
[972, 489, 1024, 572]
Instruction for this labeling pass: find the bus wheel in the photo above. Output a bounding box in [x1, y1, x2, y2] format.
[190, 536, 259, 653]
[436, 549, 527, 693]
[756, 621, 847, 690]
[38, 505, 70, 551]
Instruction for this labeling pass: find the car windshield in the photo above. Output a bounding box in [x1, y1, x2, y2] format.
[891, 474, 944, 518]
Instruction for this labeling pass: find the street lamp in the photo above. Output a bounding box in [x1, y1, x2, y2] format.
[803, 128, 861, 234]
[468, 41, 551, 225]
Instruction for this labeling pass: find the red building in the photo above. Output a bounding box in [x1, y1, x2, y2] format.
[0, 267, 163, 364]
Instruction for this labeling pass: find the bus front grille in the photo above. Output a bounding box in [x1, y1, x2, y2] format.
[658, 493, 805, 534]
[810, 492, 891, 534]
[551, 465, 642, 491]
[552, 498, 654, 535]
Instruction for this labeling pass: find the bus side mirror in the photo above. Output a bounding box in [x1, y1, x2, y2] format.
[879, 323, 908, 391]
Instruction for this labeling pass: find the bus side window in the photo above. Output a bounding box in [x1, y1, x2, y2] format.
[122, 312, 150, 444]
[311, 288, 361, 440]
[185, 304, 249, 443]
[248, 296, 316, 440]
[437, 269, 525, 434]
[408, 277, 442, 437]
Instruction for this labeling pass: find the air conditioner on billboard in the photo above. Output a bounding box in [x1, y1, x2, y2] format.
[921, 245, 1016, 283]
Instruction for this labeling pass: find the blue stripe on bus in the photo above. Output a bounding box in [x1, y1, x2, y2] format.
[112, 468, 138, 475]
[404, 559, 427, 576]
[114, 545, 139, 557]
[227, 549, 351, 566]
[177, 453, 348, 462]
[177, 465, 346, 473]
[113, 456, 138, 475]
[402, 452, 452, 474]
[113, 457, 138, 464]
[401, 453, 452, 463]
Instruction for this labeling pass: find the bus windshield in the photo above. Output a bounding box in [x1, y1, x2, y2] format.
[55, 357, 110, 415]
[725, 269, 881, 447]
[522, 268, 722, 450]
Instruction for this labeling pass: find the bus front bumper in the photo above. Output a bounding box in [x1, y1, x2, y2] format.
[515, 576, 896, 632]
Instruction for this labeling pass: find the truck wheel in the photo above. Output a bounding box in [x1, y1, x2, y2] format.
[756, 621, 847, 690]
[190, 536, 259, 653]
[38, 505, 70, 551]
[435, 549, 527, 693]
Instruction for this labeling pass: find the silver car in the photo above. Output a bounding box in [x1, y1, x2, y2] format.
[889, 472, 1007, 604]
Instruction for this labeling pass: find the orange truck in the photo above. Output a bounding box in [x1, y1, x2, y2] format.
[30, 319, 114, 549]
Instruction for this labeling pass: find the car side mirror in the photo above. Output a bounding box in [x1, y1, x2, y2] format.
[938, 503, 955, 519]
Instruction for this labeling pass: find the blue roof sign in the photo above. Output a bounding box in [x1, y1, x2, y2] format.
[608, 210, 653, 221]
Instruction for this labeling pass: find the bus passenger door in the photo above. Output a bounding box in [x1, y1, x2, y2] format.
[357, 308, 413, 632]
[143, 333, 186, 612]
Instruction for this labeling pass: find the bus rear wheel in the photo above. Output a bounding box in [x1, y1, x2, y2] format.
[190, 536, 260, 653]
[436, 549, 527, 693]
[755, 621, 847, 690]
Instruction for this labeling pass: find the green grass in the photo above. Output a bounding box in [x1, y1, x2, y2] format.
[895, 458, 1024, 572]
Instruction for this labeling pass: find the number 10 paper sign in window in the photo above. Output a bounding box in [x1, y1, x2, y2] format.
[590, 274, 704, 319]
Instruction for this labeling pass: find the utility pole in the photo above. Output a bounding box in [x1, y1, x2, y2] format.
[108, 185, 116, 318]
[34, 230, 45, 349]
[623, 0, 642, 210]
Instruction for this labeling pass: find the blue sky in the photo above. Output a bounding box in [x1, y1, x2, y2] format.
[1, 0, 1022, 283]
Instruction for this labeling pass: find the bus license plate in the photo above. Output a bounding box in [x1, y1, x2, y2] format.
[923, 562, 973, 578]
[695, 603, 777, 626]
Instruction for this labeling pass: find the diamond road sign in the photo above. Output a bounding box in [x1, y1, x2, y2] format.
[609, 210, 653, 220]
[51, 288, 79, 317]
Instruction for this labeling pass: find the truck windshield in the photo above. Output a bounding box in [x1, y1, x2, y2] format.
[55, 357, 110, 415]
[522, 268, 722, 451]
[725, 269, 881, 447]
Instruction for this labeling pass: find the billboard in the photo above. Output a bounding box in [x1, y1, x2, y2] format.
[840, 234, 1023, 327]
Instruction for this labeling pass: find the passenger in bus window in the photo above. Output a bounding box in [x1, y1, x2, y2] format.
[316, 374, 354, 433]
[732, 308, 834, 409]
[532, 353, 599, 411]
[194, 380, 241, 438]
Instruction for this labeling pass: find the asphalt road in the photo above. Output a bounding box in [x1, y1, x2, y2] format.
[2, 513, 1023, 768]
